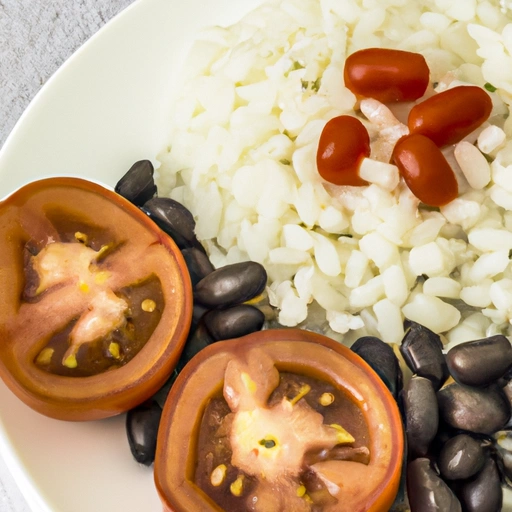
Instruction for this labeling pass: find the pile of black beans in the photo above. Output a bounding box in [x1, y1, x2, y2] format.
[354, 321, 512, 512]
[115, 161, 269, 465]
[116, 160, 512, 512]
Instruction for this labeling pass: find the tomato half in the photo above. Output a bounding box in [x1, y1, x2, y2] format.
[0, 177, 192, 421]
[155, 329, 403, 512]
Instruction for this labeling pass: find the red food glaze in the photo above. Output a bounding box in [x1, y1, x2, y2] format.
[392, 134, 458, 207]
[344, 48, 430, 103]
[316, 115, 370, 186]
[408, 85, 493, 147]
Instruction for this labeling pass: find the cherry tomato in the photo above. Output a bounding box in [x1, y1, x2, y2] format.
[344, 48, 430, 103]
[316, 115, 370, 186]
[408, 85, 493, 147]
[392, 134, 458, 207]
[155, 329, 404, 512]
[0, 177, 193, 421]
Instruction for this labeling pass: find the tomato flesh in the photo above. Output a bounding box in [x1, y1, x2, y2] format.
[392, 134, 458, 207]
[344, 48, 430, 103]
[316, 115, 370, 186]
[408, 85, 493, 147]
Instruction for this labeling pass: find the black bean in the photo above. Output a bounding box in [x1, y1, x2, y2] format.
[446, 335, 512, 387]
[203, 305, 265, 341]
[437, 382, 511, 435]
[142, 197, 204, 252]
[438, 434, 486, 480]
[126, 399, 162, 466]
[181, 247, 215, 287]
[191, 303, 209, 333]
[115, 160, 157, 206]
[152, 369, 179, 409]
[407, 458, 462, 512]
[459, 458, 502, 512]
[400, 321, 449, 390]
[350, 336, 402, 398]
[403, 376, 439, 458]
[176, 323, 213, 372]
[194, 261, 267, 308]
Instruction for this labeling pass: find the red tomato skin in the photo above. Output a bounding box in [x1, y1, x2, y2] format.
[408, 85, 493, 147]
[344, 48, 430, 103]
[317, 115, 371, 186]
[392, 134, 458, 207]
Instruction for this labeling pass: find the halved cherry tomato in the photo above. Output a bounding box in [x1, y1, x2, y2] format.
[392, 134, 458, 207]
[317, 115, 370, 186]
[408, 85, 493, 147]
[155, 329, 403, 512]
[344, 48, 430, 103]
[0, 177, 192, 421]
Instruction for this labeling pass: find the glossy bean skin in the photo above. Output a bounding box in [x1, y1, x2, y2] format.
[181, 247, 215, 287]
[408, 85, 493, 147]
[190, 303, 209, 333]
[437, 383, 511, 435]
[351, 336, 403, 398]
[407, 458, 462, 512]
[176, 323, 214, 372]
[403, 376, 439, 458]
[194, 261, 267, 308]
[316, 115, 370, 186]
[447, 335, 512, 387]
[115, 160, 157, 206]
[392, 134, 458, 207]
[142, 197, 204, 252]
[460, 458, 503, 512]
[126, 399, 162, 466]
[400, 321, 449, 390]
[203, 305, 265, 342]
[152, 370, 179, 410]
[438, 435, 486, 481]
[344, 48, 430, 103]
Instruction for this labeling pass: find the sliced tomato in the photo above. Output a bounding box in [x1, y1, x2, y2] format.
[0, 177, 192, 421]
[155, 329, 403, 512]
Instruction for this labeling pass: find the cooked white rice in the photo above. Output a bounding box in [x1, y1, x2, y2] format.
[156, 0, 512, 349]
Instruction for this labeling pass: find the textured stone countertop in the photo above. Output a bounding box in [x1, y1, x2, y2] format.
[0, 2, 134, 509]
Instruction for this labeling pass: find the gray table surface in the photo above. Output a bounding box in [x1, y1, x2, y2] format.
[0, 2, 134, 510]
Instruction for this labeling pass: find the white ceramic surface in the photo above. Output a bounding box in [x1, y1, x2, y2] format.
[1, 0, 512, 510]
[0, 0, 262, 510]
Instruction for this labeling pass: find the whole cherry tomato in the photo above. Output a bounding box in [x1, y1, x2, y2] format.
[392, 134, 458, 207]
[344, 48, 430, 103]
[155, 329, 404, 512]
[408, 85, 492, 147]
[0, 177, 193, 421]
[316, 115, 370, 186]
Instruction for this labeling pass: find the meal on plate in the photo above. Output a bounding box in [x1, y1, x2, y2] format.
[3, 0, 512, 510]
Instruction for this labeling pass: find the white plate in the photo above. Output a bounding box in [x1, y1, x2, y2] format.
[2, 0, 512, 511]
[0, 0, 262, 511]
